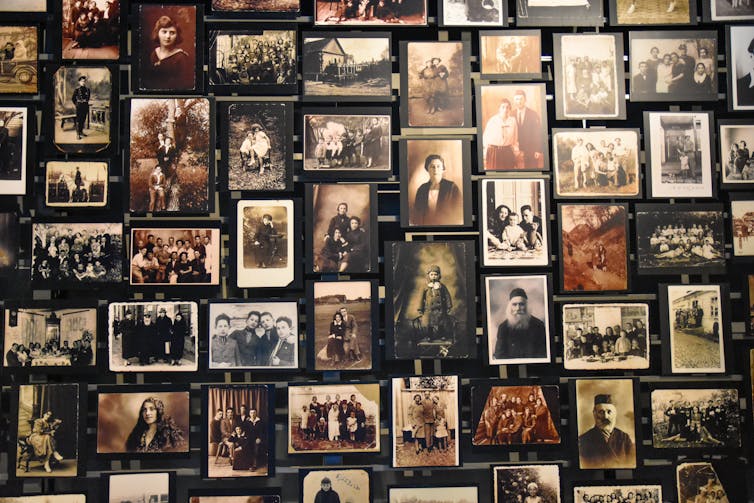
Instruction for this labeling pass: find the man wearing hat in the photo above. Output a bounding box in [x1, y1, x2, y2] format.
[578, 393, 635, 469]
[418, 264, 452, 342]
[314, 476, 341, 503]
[155, 307, 173, 364]
[136, 310, 158, 366]
[72, 75, 91, 140]
[493, 287, 547, 361]
[118, 309, 136, 365]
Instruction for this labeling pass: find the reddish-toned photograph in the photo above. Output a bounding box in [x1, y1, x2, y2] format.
[479, 30, 541, 80]
[314, 0, 427, 25]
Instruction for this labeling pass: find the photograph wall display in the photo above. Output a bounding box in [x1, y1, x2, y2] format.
[492, 464, 561, 503]
[515, 0, 603, 26]
[552, 129, 641, 198]
[439, 0, 506, 26]
[553, 33, 625, 120]
[389, 486, 477, 503]
[574, 378, 638, 470]
[644, 112, 714, 198]
[309, 280, 375, 372]
[128, 98, 213, 214]
[731, 198, 754, 257]
[45, 161, 108, 208]
[610, 0, 695, 25]
[0, 106, 29, 196]
[0, 26, 38, 94]
[558, 203, 629, 293]
[574, 484, 662, 503]
[719, 120, 754, 188]
[14, 383, 81, 478]
[106, 472, 174, 503]
[635, 204, 725, 275]
[108, 301, 198, 372]
[208, 26, 296, 95]
[479, 30, 542, 81]
[288, 383, 380, 454]
[483, 275, 551, 365]
[0, 497, 86, 503]
[400, 138, 471, 228]
[470, 382, 561, 446]
[61, 0, 120, 60]
[207, 300, 299, 370]
[391, 376, 460, 468]
[31, 222, 123, 285]
[562, 303, 650, 371]
[728, 25, 754, 111]
[211, 0, 299, 15]
[0, 211, 18, 276]
[477, 83, 548, 172]
[676, 462, 731, 503]
[314, 0, 427, 26]
[300, 468, 371, 503]
[385, 241, 476, 360]
[400, 41, 471, 129]
[302, 33, 391, 101]
[480, 178, 549, 267]
[710, 0, 754, 21]
[203, 384, 274, 478]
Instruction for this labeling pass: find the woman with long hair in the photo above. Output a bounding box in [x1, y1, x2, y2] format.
[125, 397, 185, 453]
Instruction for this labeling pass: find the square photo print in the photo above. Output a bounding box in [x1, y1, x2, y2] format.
[439, 0, 506, 26]
[300, 468, 371, 503]
[493, 464, 561, 503]
[61, 0, 121, 60]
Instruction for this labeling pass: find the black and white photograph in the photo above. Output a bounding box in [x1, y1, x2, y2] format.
[562, 303, 650, 370]
[106, 472, 174, 503]
[386, 241, 476, 360]
[129, 227, 220, 286]
[0, 106, 28, 196]
[676, 462, 731, 503]
[108, 301, 198, 372]
[732, 199, 754, 256]
[61, 0, 121, 60]
[207, 300, 299, 370]
[128, 98, 213, 214]
[288, 383, 380, 454]
[0, 26, 38, 94]
[31, 222, 123, 285]
[484, 275, 551, 365]
[0, 211, 18, 276]
[471, 383, 561, 446]
[389, 486, 478, 503]
[635, 204, 725, 275]
[391, 376, 460, 468]
[45, 161, 107, 208]
[554, 33, 625, 120]
[492, 464, 561, 503]
[719, 120, 754, 188]
[0, 497, 86, 503]
[4, 306, 97, 369]
[439, 0, 506, 26]
[479, 30, 542, 81]
[481, 178, 549, 267]
[574, 485, 662, 503]
[630, 32, 716, 102]
[729, 25, 754, 111]
[516, 0, 603, 26]
[552, 129, 641, 198]
[209, 26, 296, 95]
[211, 0, 299, 15]
[314, 0, 427, 26]
[711, 0, 754, 20]
[15, 383, 81, 477]
[644, 112, 714, 198]
[303, 33, 391, 101]
[611, 0, 695, 25]
[300, 468, 371, 503]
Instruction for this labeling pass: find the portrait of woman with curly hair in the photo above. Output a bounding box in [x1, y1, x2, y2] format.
[125, 397, 186, 453]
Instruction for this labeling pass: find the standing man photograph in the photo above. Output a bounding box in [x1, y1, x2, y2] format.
[72, 75, 90, 140]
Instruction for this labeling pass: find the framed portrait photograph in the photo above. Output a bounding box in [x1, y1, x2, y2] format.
[477, 83, 548, 172]
[439, 0, 506, 26]
[189, 491, 281, 503]
[31, 221, 123, 286]
[391, 375, 460, 468]
[302, 32, 391, 102]
[97, 386, 189, 457]
[483, 274, 552, 365]
[553, 33, 626, 120]
[731, 197, 754, 257]
[13, 383, 84, 478]
[0, 0, 47, 12]
[314, 0, 427, 26]
[307, 183, 377, 274]
[208, 25, 296, 96]
[709, 0, 754, 21]
[552, 129, 641, 198]
[0, 105, 30, 196]
[385, 241, 476, 360]
[400, 41, 471, 129]
[573, 378, 638, 470]
[211, 0, 299, 16]
[573, 483, 662, 503]
[104, 472, 175, 503]
[660, 283, 730, 375]
[300, 468, 371, 503]
[676, 462, 734, 503]
[133, 3, 201, 94]
[388, 486, 478, 503]
[562, 303, 650, 371]
[128, 97, 214, 214]
[45, 161, 108, 209]
[308, 279, 377, 372]
[515, 0, 603, 26]
[0, 26, 38, 95]
[400, 138, 472, 228]
[108, 301, 198, 372]
[288, 382, 380, 454]
[470, 381, 561, 446]
[610, 0, 695, 25]
[479, 30, 542, 81]
[207, 299, 299, 370]
[60, 0, 121, 60]
[558, 203, 629, 293]
[719, 120, 754, 189]
[0, 211, 18, 277]
[202, 384, 275, 479]
[728, 26, 754, 111]
[0, 497, 86, 503]
[492, 464, 561, 503]
[635, 204, 725, 275]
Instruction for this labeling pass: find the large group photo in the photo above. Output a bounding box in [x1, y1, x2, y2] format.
[304, 113, 391, 173]
[61, 0, 120, 60]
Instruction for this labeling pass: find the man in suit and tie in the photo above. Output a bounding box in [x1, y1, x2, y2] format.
[632, 61, 654, 96]
[72, 75, 90, 140]
[512, 89, 543, 169]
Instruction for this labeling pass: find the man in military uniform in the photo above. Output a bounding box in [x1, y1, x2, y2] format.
[578, 394, 635, 469]
[72, 75, 90, 140]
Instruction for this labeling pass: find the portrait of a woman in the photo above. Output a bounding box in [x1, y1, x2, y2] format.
[26, 410, 65, 473]
[138, 8, 196, 91]
[125, 397, 185, 453]
[736, 37, 754, 107]
[411, 154, 462, 226]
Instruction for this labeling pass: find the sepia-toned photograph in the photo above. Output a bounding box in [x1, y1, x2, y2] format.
[562, 303, 649, 370]
[0, 497, 85, 503]
[676, 462, 731, 503]
[300, 468, 371, 503]
[389, 486, 477, 503]
[386, 241, 475, 360]
[471, 383, 560, 446]
[729, 25, 754, 111]
[108, 301, 198, 372]
[711, 0, 754, 20]
[492, 464, 561, 503]
[190, 495, 280, 503]
[288, 383, 380, 454]
[0, 212, 18, 275]
[440, 0, 505, 26]
[61, 0, 120, 60]
[574, 485, 662, 503]
[129, 98, 212, 214]
[719, 120, 754, 187]
[479, 30, 541, 80]
[107, 472, 173, 503]
[45, 161, 107, 208]
[516, 0, 603, 26]
[207, 300, 299, 370]
[0, 106, 28, 195]
[749, 276, 754, 335]
[0, 26, 37, 94]
[314, 0, 427, 25]
[575, 378, 637, 470]
[559, 204, 629, 293]
[212, 0, 299, 15]
[97, 389, 189, 455]
[1, 0, 46, 11]
[303, 33, 391, 101]
[237, 199, 295, 289]
[731, 199, 754, 256]
[391, 376, 460, 468]
[552, 129, 640, 198]
[611, 0, 694, 25]
[32, 222, 122, 284]
[15, 383, 80, 477]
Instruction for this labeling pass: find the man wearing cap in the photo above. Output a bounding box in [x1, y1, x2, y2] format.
[418, 264, 452, 342]
[72, 75, 90, 140]
[314, 476, 340, 503]
[493, 287, 547, 361]
[578, 393, 635, 469]
[118, 309, 136, 364]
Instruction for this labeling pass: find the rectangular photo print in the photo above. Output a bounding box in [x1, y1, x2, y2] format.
[45, 161, 107, 208]
[391, 376, 460, 468]
[711, 0, 754, 21]
[611, 0, 695, 24]
[0, 212, 18, 276]
[0, 497, 86, 503]
[288, 383, 380, 454]
[440, 0, 505, 26]
[479, 30, 542, 81]
[389, 486, 477, 503]
[300, 468, 371, 503]
[314, 0, 427, 26]
[0, 26, 38, 94]
[729, 26, 754, 111]
[574, 485, 661, 503]
[731, 199, 754, 257]
[190, 494, 280, 503]
[719, 120, 754, 188]
[0, 106, 28, 195]
[676, 462, 733, 503]
[516, 0, 603, 26]
[62, 0, 121, 60]
[493, 465, 561, 503]
[106, 472, 174, 503]
[1, 0, 47, 12]
[211, 0, 298, 15]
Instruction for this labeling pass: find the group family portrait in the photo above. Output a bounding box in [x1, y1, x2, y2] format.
[0, 106, 27, 196]
[479, 30, 541, 80]
[574, 484, 662, 503]
[314, 0, 428, 25]
[61, 0, 120, 60]
[720, 121, 754, 186]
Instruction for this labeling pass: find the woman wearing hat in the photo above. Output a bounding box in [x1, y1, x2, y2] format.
[412, 154, 461, 226]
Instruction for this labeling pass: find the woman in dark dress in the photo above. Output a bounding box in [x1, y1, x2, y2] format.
[326, 312, 346, 364]
[125, 397, 185, 453]
[486, 204, 510, 248]
[175, 251, 192, 283]
[170, 311, 188, 366]
[189, 249, 206, 283]
[319, 227, 347, 273]
[141, 15, 194, 91]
